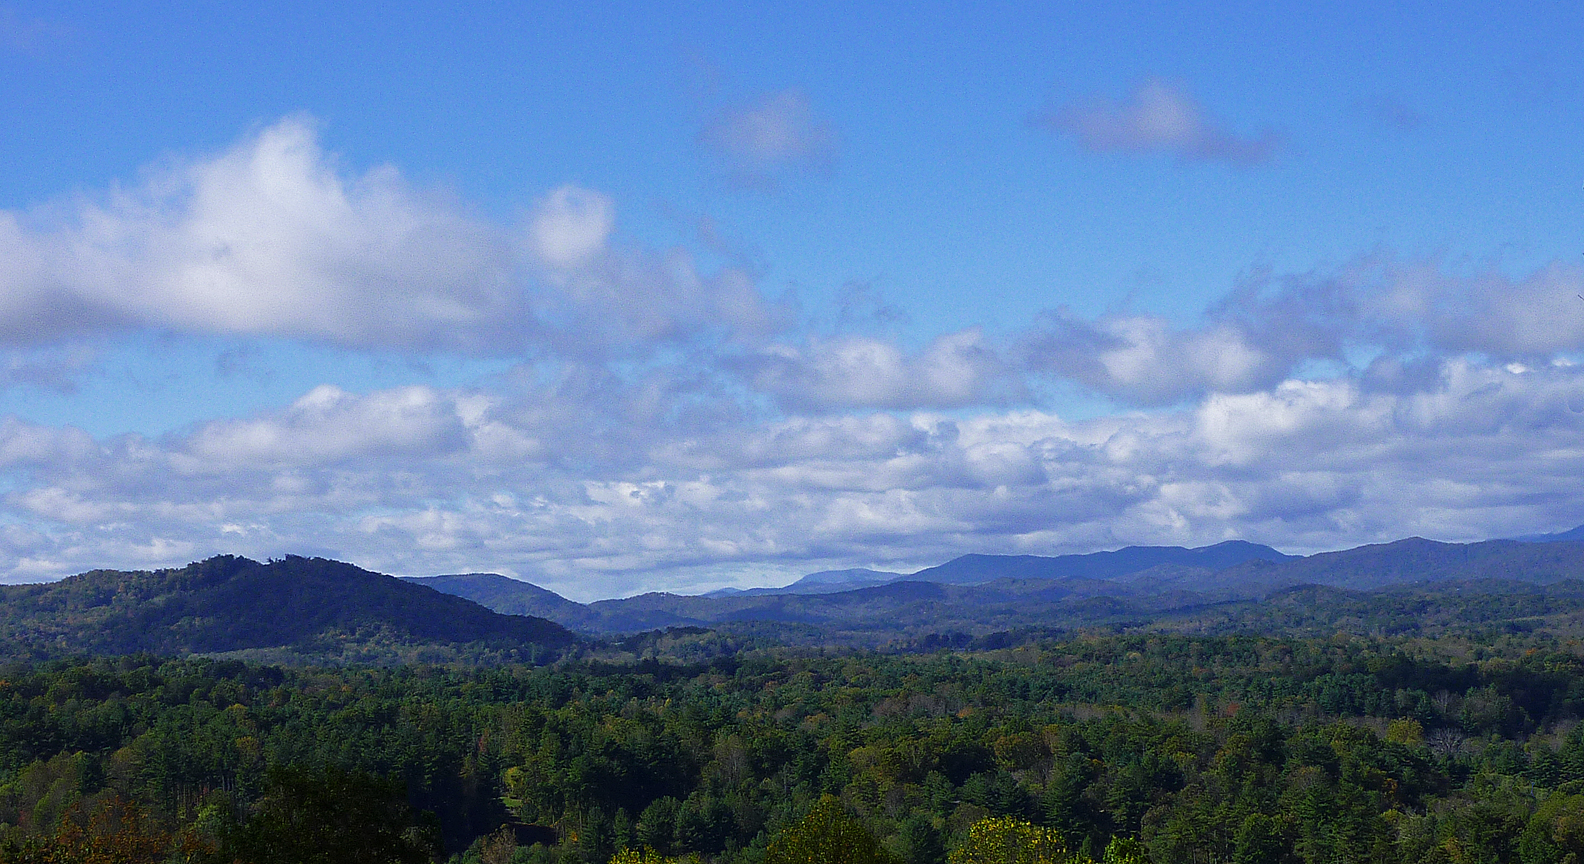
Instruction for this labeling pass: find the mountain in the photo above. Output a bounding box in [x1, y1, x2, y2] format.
[397, 542, 1307, 636]
[705, 543, 1290, 599]
[1209, 537, 1584, 593]
[1514, 524, 1584, 543]
[908, 540, 1294, 585]
[0, 555, 577, 660]
[406, 573, 592, 625]
[704, 568, 905, 597]
[789, 568, 903, 588]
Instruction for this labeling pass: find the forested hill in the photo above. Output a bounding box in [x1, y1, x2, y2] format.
[407, 573, 591, 624]
[0, 555, 576, 661]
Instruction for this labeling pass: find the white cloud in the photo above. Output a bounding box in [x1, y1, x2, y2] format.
[70, 116, 512, 349]
[1038, 79, 1281, 165]
[184, 384, 469, 467]
[538, 247, 786, 354]
[1023, 313, 1291, 405]
[526, 185, 615, 269]
[1019, 291, 1344, 406]
[0, 417, 97, 468]
[2, 246, 1583, 593]
[740, 328, 1016, 411]
[1411, 261, 1584, 356]
[1019, 255, 1584, 405]
[0, 116, 785, 359]
[702, 89, 836, 188]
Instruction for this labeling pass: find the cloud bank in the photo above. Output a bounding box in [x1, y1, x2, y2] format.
[3, 354, 1581, 598]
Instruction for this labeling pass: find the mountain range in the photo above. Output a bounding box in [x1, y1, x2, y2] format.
[7, 529, 1584, 660]
[411, 533, 1584, 638]
[688, 541, 1293, 597]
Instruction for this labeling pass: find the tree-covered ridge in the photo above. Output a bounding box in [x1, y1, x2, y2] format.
[5, 634, 1584, 862]
[415, 543, 1584, 645]
[0, 555, 576, 661]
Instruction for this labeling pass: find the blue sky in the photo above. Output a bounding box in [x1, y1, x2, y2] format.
[1, 2, 1582, 597]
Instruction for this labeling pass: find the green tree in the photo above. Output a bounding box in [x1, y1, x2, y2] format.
[896, 815, 944, 864]
[221, 766, 439, 864]
[1232, 814, 1286, 864]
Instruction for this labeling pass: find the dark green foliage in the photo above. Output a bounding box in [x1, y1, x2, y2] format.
[5, 633, 1584, 861]
[896, 815, 944, 864]
[1232, 814, 1284, 864]
[221, 765, 441, 864]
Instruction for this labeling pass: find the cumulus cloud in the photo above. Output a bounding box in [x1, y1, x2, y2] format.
[1020, 269, 1353, 404]
[185, 385, 470, 467]
[1037, 79, 1282, 165]
[0, 116, 784, 357]
[740, 329, 1018, 411]
[1, 116, 517, 350]
[1018, 255, 1584, 405]
[701, 89, 836, 188]
[1306, 255, 1584, 362]
[1023, 312, 1288, 405]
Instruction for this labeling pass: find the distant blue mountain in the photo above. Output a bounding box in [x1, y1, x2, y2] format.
[403, 535, 1584, 640]
[1513, 524, 1584, 543]
[795, 568, 903, 587]
[1210, 536, 1584, 592]
[907, 540, 1295, 586]
[703, 568, 904, 597]
[709, 544, 1293, 598]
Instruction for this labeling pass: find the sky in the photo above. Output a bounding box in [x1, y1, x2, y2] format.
[1, 2, 1583, 599]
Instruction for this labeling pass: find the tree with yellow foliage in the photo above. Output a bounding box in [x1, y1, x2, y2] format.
[948, 817, 1149, 864]
[948, 817, 1069, 864]
[764, 797, 900, 864]
[609, 848, 700, 864]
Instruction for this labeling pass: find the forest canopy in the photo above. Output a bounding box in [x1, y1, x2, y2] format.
[3, 631, 1584, 863]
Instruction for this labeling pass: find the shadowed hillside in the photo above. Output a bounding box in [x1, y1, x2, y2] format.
[0, 555, 577, 661]
[407, 572, 593, 624]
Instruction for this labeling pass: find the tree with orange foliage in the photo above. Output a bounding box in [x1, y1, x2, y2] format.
[0, 796, 205, 864]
